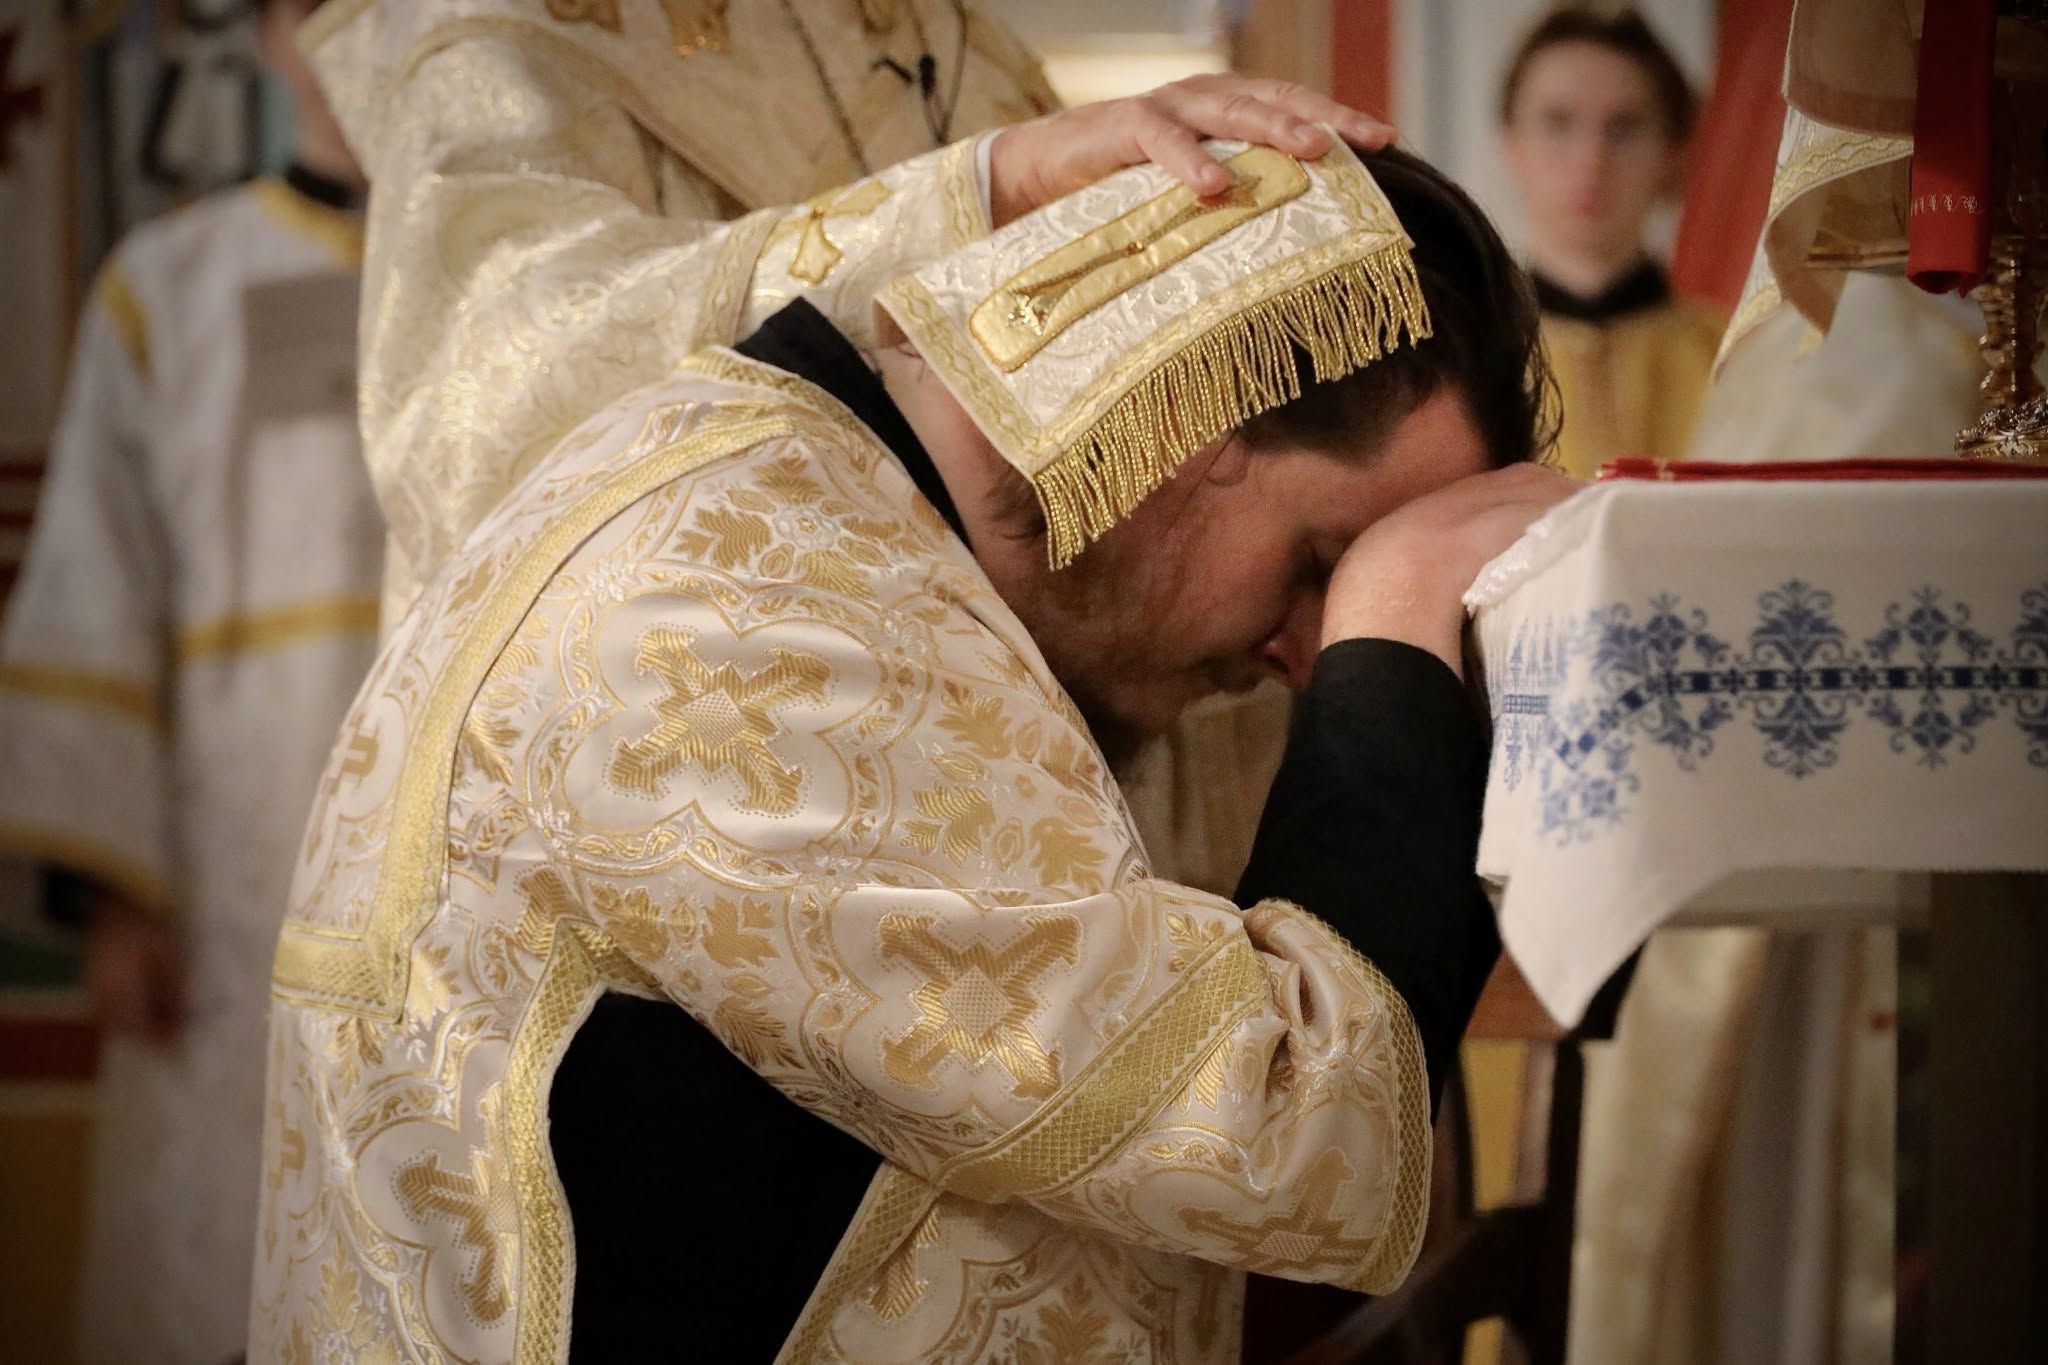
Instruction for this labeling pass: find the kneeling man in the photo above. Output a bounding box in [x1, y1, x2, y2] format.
[252, 131, 1562, 1362]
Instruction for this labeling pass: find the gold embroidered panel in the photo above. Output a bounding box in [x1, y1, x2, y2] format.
[253, 357, 1431, 1365]
[271, 402, 802, 1018]
[878, 139, 1429, 567]
[970, 146, 1310, 371]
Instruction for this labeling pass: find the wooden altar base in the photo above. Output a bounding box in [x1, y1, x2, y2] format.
[1925, 873, 2048, 1363]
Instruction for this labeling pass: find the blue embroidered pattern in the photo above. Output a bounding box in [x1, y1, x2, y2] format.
[1494, 581, 2048, 843]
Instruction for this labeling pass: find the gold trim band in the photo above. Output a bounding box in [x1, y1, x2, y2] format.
[0, 663, 160, 730]
[937, 935, 1268, 1201]
[271, 412, 805, 1018]
[773, 1163, 941, 1365]
[939, 135, 991, 251]
[1245, 900, 1432, 1294]
[93, 263, 150, 379]
[776, 936, 1272, 1361]
[1766, 130, 1911, 220]
[689, 205, 784, 351]
[177, 595, 381, 662]
[505, 917, 658, 1365]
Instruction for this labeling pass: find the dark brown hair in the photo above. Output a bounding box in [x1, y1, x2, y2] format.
[1498, 7, 1696, 142]
[1241, 144, 1558, 472]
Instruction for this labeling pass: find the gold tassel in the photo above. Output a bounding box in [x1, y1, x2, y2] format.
[1033, 242, 1432, 568]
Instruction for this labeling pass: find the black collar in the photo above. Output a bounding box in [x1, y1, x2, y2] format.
[733, 300, 967, 544]
[1531, 259, 1671, 322]
[284, 162, 367, 214]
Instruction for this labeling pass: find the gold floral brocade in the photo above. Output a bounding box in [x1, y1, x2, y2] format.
[300, 1, 1053, 620]
[252, 356, 1432, 1363]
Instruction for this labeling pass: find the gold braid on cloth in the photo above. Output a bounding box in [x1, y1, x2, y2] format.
[251, 363, 1433, 1365]
[878, 138, 1431, 567]
[1714, 0, 1915, 373]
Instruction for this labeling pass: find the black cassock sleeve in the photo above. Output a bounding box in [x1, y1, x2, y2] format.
[1234, 638, 1502, 1114]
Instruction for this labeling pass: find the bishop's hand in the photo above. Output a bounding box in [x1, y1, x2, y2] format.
[987, 75, 1398, 228]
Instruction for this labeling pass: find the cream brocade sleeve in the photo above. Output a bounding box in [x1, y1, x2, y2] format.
[308, 20, 989, 620]
[499, 395, 1435, 1309]
[557, 563, 1433, 1316]
[258, 369, 1435, 1361]
[0, 265, 176, 914]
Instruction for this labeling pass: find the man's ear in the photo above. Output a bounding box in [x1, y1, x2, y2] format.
[1199, 433, 1255, 489]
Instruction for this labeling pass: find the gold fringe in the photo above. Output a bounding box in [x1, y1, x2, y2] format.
[1034, 242, 1432, 568]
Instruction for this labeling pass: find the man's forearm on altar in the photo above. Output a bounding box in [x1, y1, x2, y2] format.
[1236, 637, 1500, 1111]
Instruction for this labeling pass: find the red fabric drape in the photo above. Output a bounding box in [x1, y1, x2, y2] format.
[1906, 0, 1996, 295]
[1329, 0, 1393, 119]
[1669, 0, 1795, 312]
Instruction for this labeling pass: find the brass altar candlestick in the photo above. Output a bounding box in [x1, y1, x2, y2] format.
[1960, 13, 2048, 461]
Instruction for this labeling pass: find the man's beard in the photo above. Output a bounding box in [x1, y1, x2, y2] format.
[1065, 684, 1152, 778]
[1003, 530, 1262, 778]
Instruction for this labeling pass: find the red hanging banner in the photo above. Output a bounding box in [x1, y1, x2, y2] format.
[1906, 0, 1997, 295]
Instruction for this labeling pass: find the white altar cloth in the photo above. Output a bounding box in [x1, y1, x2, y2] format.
[1468, 479, 2048, 1024]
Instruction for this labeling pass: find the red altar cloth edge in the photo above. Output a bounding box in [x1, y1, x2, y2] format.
[1599, 457, 2048, 482]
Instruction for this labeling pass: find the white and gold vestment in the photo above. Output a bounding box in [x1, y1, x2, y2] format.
[301, 0, 1056, 619]
[252, 139, 1445, 1362]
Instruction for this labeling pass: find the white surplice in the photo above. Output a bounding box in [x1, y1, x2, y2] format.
[0, 177, 382, 1365]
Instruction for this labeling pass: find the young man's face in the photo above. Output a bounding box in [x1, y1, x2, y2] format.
[1503, 41, 1680, 261]
[1006, 388, 1489, 762]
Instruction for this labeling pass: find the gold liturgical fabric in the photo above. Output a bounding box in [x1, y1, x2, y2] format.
[878, 137, 1429, 566]
[251, 361, 1434, 1365]
[251, 147, 1443, 1361]
[1541, 301, 1724, 479]
[301, 0, 1055, 619]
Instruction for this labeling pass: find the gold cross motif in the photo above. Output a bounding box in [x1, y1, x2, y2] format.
[878, 913, 1080, 1100]
[970, 146, 1309, 370]
[1003, 173, 1268, 338]
[609, 625, 830, 814]
[392, 1143, 517, 1323]
[308, 718, 379, 832]
[773, 180, 894, 284]
[1179, 1147, 1376, 1275]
